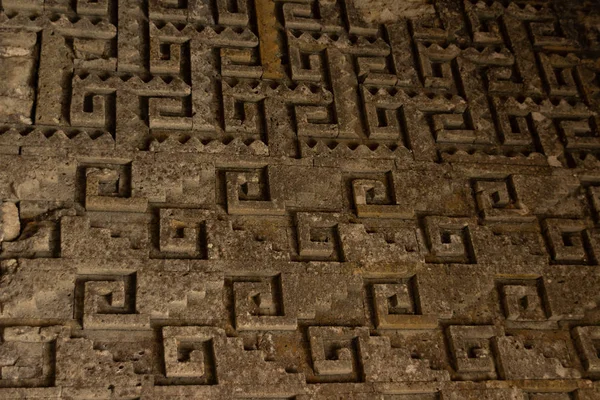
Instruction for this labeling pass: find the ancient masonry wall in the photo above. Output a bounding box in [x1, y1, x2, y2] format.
[1, 0, 600, 398]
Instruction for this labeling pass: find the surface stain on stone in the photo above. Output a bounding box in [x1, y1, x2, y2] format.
[255, 0, 284, 80]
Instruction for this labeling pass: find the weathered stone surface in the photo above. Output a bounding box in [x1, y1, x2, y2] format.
[354, 0, 435, 23]
[0, 0, 600, 398]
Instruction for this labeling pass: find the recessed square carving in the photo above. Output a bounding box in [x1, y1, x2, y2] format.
[422, 216, 475, 263]
[542, 218, 596, 265]
[224, 167, 285, 216]
[350, 172, 407, 219]
[152, 208, 210, 259]
[573, 326, 600, 377]
[369, 276, 437, 330]
[473, 176, 532, 222]
[296, 212, 343, 261]
[0, 326, 60, 388]
[308, 326, 368, 383]
[160, 326, 218, 385]
[447, 325, 498, 380]
[74, 273, 149, 330]
[497, 278, 552, 326]
[232, 274, 297, 331]
[79, 162, 147, 213]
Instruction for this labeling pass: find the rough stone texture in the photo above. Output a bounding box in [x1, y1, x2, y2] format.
[0, 202, 20, 242]
[354, 0, 435, 23]
[0, 0, 600, 399]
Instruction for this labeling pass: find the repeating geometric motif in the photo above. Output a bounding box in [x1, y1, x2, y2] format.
[1, 0, 600, 399]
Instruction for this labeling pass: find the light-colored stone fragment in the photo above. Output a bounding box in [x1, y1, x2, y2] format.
[0, 202, 20, 242]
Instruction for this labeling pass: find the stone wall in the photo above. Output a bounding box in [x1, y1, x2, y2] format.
[0, 0, 600, 398]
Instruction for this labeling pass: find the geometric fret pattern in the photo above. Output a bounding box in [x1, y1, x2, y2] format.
[1, 0, 600, 398]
